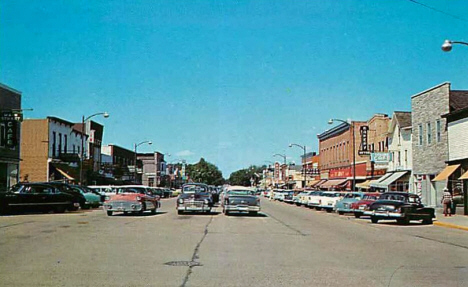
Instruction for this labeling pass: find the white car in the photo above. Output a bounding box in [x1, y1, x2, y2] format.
[317, 192, 345, 213]
[306, 191, 325, 208]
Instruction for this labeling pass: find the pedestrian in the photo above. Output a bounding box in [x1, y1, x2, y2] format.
[441, 188, 453, 217]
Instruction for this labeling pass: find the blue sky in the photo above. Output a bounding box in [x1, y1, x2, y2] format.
[1, 0, 468, 177]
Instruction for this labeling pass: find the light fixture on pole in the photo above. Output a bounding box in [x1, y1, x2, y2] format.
[328, 118, 356, 191]
[134, 141, 152, 184]
[441, 39, 468, 52]
[289, 143, 307, 189]
[80, 112, 109, 185]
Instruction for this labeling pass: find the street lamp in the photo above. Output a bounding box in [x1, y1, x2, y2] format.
[328, 118, 356, 191]
[80, 112, 109, 185]
[134, 140, 152, 184]
[441, 39, 468, 52]
[289, 143, 307, 188]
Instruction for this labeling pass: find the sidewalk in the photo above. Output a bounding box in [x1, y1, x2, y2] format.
[434, 208, 468, 231]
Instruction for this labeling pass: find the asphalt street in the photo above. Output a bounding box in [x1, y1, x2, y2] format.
[1, 198, 467, 287]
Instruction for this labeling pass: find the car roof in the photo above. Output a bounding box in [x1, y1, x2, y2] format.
[226, 186, 255, 191]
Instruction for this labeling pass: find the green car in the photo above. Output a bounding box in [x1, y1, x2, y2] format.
[71, 185, 102, 209]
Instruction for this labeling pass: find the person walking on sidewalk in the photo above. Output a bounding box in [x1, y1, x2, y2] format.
[441, 188, 453, 217]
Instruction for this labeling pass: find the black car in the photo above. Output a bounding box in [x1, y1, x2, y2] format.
[363, 192, 435, 225]
[0, 183, 82, 214]
[41, 182, 86, 209]
[176, 183, 213, 214]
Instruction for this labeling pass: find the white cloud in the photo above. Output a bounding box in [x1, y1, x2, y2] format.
[175, 150, 195, 157]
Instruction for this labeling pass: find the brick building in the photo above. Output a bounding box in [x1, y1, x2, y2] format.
[73, 121, 104, 172]
[137, 152, 167, 187]
[0, 83, 22, 190]
[101, 144, 136, 182]
[20, 117, 87, 183]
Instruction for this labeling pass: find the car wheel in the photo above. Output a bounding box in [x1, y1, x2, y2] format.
[177, 210, 183, 215]
[371, 216, 379, 224]
[139, 203, 146, 215]
[326, 209, 332, 213]
[249, 211, 258, 216]
[224, 209, 230, 216]
[151, 207, 157, 214]
[422, 218, 433, 225]
[315, 207, 322, 211]
[398, 217, 410, 225]
[354, 213, 361, 218]
[106, 211, 113, 216]
[338, 211, 344, 215]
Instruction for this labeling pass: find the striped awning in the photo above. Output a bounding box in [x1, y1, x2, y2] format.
[356, 180, 372, 189]
[56, 167, 74, 180]
[433, 164, 460, 181]
[459, 170, 468, 180]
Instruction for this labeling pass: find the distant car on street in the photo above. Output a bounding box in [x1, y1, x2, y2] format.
[177, 183, 213, 214]
[70, 185, 102, 209]
[335, 192, 364, 215]
[364, 192, 435, 225]
[221, 186, 260, 216]
[317, 192, 344, 213]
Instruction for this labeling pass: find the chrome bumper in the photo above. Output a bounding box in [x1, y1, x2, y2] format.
[225, 205, 260, 212]
[177, 201, 211, 212]
[104, 201, 143, 212]
[363, 210, 403, 218]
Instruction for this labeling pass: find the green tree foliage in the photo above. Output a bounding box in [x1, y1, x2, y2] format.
[185, 158, 225, 186]
[228, 165, 266, 186]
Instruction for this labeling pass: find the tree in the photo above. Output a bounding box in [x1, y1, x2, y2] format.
[228, 165, 266, 186]
[185, 158, 225, 186]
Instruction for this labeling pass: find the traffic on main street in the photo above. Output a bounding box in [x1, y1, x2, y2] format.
[0, 184, 467, 287]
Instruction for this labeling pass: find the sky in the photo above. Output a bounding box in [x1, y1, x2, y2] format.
[1, 0, 468, 177]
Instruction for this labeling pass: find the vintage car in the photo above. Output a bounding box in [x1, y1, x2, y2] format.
[283, 190, 295, 203]
[363, 192, 435, 225]
[177, 183, 213, 214]
[317, 192, 345, 213]
[221, 186, 260, 215]
[0, 183, 82, 214]
[104, 185, 160, 216]
[350, 193, 380, 218]
[70, 185, 102, 209]
[293, 192, 307, 206]
[306, 191, 325, 209]
[335, 192, 365, 215]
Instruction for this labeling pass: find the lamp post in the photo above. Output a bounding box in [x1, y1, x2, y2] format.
[80, 112, 109, 185]
[134, 141, 152, 184]
[328, 118, 356, 191]
[289, 143, 307, 188]
[441, 39, 468, 52]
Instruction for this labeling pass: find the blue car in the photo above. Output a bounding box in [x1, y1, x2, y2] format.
[335, 192, 365, 215]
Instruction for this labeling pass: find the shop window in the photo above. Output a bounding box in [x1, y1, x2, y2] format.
[0, 123, 5, 147]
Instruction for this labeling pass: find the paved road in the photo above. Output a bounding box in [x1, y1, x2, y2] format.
[1, 198, 467, 287]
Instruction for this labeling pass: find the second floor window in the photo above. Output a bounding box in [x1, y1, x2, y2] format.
[0, 124, 5, 147]
[64, 135, 68, 154]
[427, 122, 432, 145]
[436, 120, 441, 142]
[52, 132, 56, 157]
[418, 125, 423, 146]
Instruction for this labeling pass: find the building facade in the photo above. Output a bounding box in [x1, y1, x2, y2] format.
[137, 152, 166, 187]
[0, 83, 22, 190]
[101, 144, 136, 182]
[411, 82, 468, 207]
[20, 117, 87, 183]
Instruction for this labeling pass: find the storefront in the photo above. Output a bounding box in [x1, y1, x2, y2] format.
[370, 171, 409, 192]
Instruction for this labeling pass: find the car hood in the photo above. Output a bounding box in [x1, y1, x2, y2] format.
[179, 193, 212, 200]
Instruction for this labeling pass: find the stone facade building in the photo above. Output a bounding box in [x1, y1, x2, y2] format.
[411, 82, 468, 207]
[137, 152, 167, 187]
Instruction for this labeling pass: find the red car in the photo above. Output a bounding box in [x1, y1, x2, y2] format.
[104, 185, 160, 216]
[350, 192, 380, 218]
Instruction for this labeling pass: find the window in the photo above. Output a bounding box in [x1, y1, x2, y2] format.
[427, 122, 432, 144]
[436, 120, 441, 142]
[58, 133, 62, 155]
[418, 124, 423, 145]
[397, 151, 401, 166]
[52, 132, 56, 157]
[404, 150, 408, 166]
[0, 123, 5, 147]
[64, 135, 68, 154]
[73, 145, 76, 154]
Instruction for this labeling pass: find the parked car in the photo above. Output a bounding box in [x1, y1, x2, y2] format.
[177, 183, 213, 214]
[70, 185, 102, 209]
[0, 183, 82, 214]
[283, 190, 295, 203]
[335, 192, 365, 215]
[317, 192, 345, 213]
[221, 186, 260, 215]
[350, 193, 380, 218]
[172, 189, 182, 197]
[363, 192, 435, 225]
[103, 186, 160, 216]
[38, 181, 86, 210]
[293, 192, 307, 206]
[306, 191, 325, 209]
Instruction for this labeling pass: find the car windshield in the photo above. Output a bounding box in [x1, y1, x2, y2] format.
[117, 187, 147, 194]
[227, 190, 253, 196]
[183, 185, 208, 194]
[380, 194, 407, 201]
[363, 195, 378, 200]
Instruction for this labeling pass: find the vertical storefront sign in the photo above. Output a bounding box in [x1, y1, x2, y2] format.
[360, 126, 369, 152]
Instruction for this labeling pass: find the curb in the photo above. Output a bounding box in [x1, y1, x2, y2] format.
[433, 221, 468, 232]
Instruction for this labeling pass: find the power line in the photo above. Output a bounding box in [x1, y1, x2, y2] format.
[407, 0, 468, 23]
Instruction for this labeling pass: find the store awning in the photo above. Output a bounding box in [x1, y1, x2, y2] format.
[312, 179, 327, 188]
[356, 180, 372, 189]
[320, 179, 348, 189]
[370, 171, 408, 189]
[56, 167, 74, 180]
[433, 164, 460, 181]
[307, 180, 320, 187]
[459, 170, 468, 180]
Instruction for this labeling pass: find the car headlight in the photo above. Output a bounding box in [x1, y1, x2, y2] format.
[394, 207, 401, 213]
[204, 199, 209, 204]
[105, 196, 110, 201]
[178, 198, 184, 204]
[136, 196, 141, 201]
